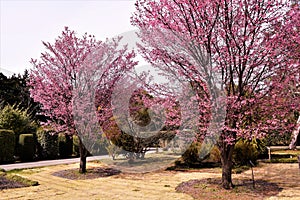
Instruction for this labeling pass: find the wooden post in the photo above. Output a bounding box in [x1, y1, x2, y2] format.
[267, 147, 271, 161]
[298, 155, 300, 169]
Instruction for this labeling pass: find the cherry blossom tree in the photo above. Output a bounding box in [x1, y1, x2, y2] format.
[132, 0, 300, 189]
[29, 27, 136, 173]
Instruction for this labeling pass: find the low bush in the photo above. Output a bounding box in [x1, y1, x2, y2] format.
[0, 129, 15, 163]
[233, 139, 259, 167]
[58, 133, 73, 158]
[202, 146, 221, 163]
[264, 156, 299, 163]
[182, 142, 202, 165]
[0, 105, 37, 156]
[19, 134, 35, 161]
[89, 135, 110, 156]
[106, 141, 122, 160]
[180, 143, 221, 167]
[73, 135, 80, 157]
[36, 128, 58, 159]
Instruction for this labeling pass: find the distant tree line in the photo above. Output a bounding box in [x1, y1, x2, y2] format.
[0, 70, 42, 121]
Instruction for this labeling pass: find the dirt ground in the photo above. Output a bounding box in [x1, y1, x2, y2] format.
[0, 162, 299, 200]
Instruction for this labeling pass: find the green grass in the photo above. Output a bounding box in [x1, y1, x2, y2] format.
[266, 149, 299, 163]
[5, 174, 39, 186]
[272, 150, 300, 155]
[6, 168, 43, 175]
[265, 157, 298, 163]
[1, 168, 39, 188]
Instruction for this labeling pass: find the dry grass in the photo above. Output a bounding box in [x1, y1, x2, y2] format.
[0, 162, 299, 200]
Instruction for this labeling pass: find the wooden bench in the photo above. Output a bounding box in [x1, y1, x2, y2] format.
[266, 146, 300, 160]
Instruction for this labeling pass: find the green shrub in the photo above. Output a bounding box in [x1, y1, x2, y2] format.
[233, 139, 259, 167]
[265, 157, 298, 163]
[19, 134, 35, 161]
[106, 141, 122, 160]
[203, 146, 221, 163]
[0, 105, 37, 136]
[0, 105, 37, 156]
[58, 133, 73, 158]
[0, 129, 15, 163]
[89, 135, 110, 156]
[182, 142, 202, 164]
[36, 128, 58, 159]
[73, 135, 80, 157]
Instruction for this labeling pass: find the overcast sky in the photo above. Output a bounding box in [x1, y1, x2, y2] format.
[0, 0, 137, 75]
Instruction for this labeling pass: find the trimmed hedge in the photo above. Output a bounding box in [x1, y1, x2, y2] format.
[0, 129, 15, 163]
[58, 133, 73, 158]
[19, 134, 35, 161]
[36, 128, 58, 159]
[73, 135, 80, 157]
[0, 105, 37, 156]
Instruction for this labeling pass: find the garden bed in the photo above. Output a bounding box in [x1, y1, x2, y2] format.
[0, 170, 38, 190]
[176, 178, 282, 200]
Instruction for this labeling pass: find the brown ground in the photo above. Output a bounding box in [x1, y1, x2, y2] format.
[0, 162, 299, 200]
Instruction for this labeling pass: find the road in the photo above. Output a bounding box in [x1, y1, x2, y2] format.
[0, 155, 109, 171]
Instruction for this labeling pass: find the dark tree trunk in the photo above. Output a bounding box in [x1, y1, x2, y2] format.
[220, 143, 235, 189]
[78, 137, 88, 173]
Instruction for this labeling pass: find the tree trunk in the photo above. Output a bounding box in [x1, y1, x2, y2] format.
[220, 144, 235, 189]
[289, 116, 300, 150]
[78, 137, 88, 173]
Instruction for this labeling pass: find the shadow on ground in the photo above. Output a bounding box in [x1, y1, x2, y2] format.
[176, 178, 282, 200]
[52, 167, 121, 180]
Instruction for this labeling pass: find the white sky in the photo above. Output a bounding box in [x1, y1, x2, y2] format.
[0, 0, 137, 75]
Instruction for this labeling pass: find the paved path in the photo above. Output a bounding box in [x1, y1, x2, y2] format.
[0, 149, 160, 171]
[0, 155, 109, 171]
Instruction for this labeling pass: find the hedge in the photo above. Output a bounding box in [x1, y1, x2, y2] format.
[19, 134, 35, 161]
[58, 133, 73, 158]
[0, 129, 15, 163]
[36, 128, 58, 159]
[73, 135, 80, 157]
[0, 105, 37, 156]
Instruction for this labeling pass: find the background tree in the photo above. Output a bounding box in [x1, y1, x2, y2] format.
[0, 71, 40, 119]
[29, 27, 136, 173]
[98, 77, 178, 161]
[132, 0, 300, 189]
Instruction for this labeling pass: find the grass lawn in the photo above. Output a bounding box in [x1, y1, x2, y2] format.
[272, 149, 300, 156]
[0, 161, 299, 200]
[0, 169, 38, 190]
[266, 149, 300, 163]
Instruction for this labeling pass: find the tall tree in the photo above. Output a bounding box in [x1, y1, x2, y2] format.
[29, 27, 136, 173]
[0, 71, 36, 110]
[132, 0, 300, 189]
